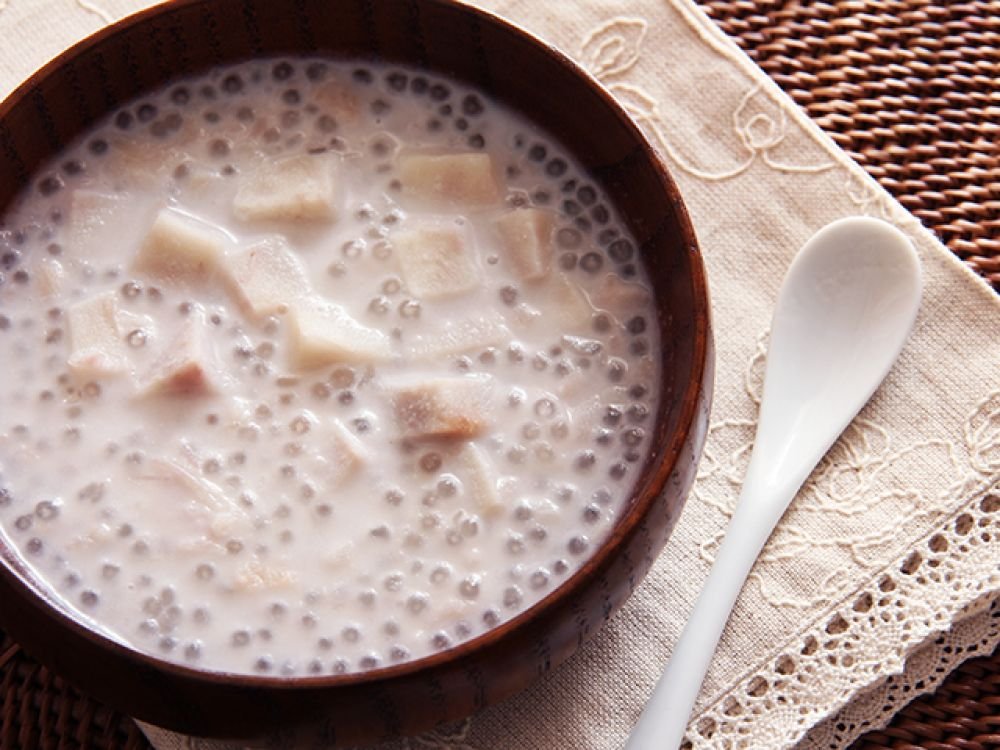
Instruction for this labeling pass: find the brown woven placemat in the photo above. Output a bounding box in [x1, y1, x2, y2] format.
[1, 1, 998, 749]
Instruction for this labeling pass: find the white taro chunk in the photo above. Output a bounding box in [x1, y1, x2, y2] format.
[390, 375, 495, 441]
[35, 258, 65, 297]
[494, 208, 555, 281]
[406, 314, 510, 360]
[68, 190, 147, 260]
[133, 208, 228, 283]
[138, 312, 219, 397]
[223, 236, 311, 318]
[399, 153, 500, 207]
[67, 291, 130, 376]
[456, 442, 504, 519]
[527, 273, 593, 335]
[287, 298, 392, 369]
[324, 418, 370, 486]
[234, 560, 298, 592]
[233, 153, 338, 222]
[394, 226, 480, 300]
[592, 273, 653, 320]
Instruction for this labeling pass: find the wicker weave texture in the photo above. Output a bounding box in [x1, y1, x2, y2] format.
[1, 1, 999, 749]
[1, 630, 148, 750]
[699, 0, 1000, 291]
[850, 645, 1000, 750]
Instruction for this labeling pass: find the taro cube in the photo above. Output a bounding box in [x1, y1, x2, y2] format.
[233, 153, 338, 222]
[394, 226, 479, 300]
[494, 208, 554, 281]
[399, 152, 500, 207]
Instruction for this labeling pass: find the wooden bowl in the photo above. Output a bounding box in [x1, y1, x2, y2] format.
[0, 0, 712, 745]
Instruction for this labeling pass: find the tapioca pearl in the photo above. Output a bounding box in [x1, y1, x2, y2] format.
[568, 535, 589, 556]
[419, 452, 442, 473]
[591, 204, 611, 224]
[609, 462, 629, 480]
[341, 624, 363, 643]
[208, 138, 231, 158]
[13, 514, 32, 531]
[580, 503, 604, 524]
[590, 488, 612, 508]
[63, 572, 81, 589]
[80, 589, 99, 607]
[331, 658, 349, 675]
[575, 451, 597, 472]
[87, 138, 109, 156]
[203, 110, 221, 124]
[383, 572, 403, 593]
[37, 173, 64, 197]
[34, 499, 59, 520]
[101, 562, 120, 580]
[458, 575, 481, 600]
[607, 238, 635, 263]
[25, 537, 43, 555]
[506, 444, 527, 465]
[429, 563, 452, 585]
[594, 428, 614, 447]
[630, 338, 650, 356]
[138, 618, 157, 636]
[545, 158, 567, 178]
[506, 533, 526, 555]
[523, 142, 546, 163]
[398, 298, 421, 319]
[622, 427, 645, 447]
[120, 280, 143, 299]
[607, 358, 628, 384]
[549, 420, 569, 441]
[406, 592, 430, 614]
[429, 631, 451, 651]
[521, 422, 541, 441]
[253, 655, 274, 673]
[155, 635, 179, 653]
[514, 502, 533, 522]
[529, 568, 551, 590]
[503, 586, 523, 609]
[421, 511, 443, 531]
[579, 252, 604, 274]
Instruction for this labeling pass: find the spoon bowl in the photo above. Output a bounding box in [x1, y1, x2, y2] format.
[626, 216, 921, 750]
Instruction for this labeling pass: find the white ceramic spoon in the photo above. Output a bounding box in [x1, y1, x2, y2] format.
[625, 216, 922, 750]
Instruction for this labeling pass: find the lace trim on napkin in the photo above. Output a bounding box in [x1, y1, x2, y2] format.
[55, 4, 999, 749]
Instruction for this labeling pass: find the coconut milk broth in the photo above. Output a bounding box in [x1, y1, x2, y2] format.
[0, 58, 659, 675]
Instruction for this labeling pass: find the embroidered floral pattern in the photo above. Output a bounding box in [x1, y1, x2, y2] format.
[579, 19, 836, 181]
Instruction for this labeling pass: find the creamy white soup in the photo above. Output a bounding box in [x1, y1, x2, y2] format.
[0, 58, 659, 675]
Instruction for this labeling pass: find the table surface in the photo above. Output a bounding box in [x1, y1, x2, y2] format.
[1, 1, 998, 748]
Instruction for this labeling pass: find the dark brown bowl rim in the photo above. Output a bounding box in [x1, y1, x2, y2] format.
[0, 0, 709, 694]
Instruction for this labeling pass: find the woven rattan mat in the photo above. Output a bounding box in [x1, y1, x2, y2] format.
[1, 1, 998, 748]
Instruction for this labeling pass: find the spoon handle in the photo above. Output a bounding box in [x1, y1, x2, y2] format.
[625, 483, 787, 750]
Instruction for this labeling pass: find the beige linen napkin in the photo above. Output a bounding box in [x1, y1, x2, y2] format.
[2, 1, 998, 748]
